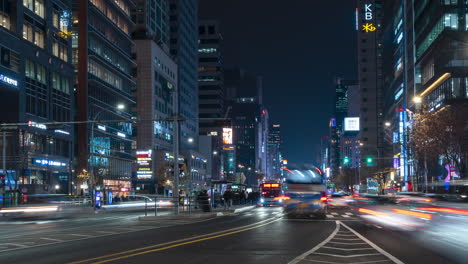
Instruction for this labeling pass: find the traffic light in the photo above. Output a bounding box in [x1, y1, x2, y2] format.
[343, 157, 350, 164]
[366, 157, 374, 164]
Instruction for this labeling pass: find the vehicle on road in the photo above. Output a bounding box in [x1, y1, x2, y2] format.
[258, 182, 283, 207]
[281, 167, 328, 219]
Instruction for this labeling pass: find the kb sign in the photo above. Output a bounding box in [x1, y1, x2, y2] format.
[364, 4, 373, 21]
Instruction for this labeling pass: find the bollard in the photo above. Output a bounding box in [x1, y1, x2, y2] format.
[154, 198, 157, 216]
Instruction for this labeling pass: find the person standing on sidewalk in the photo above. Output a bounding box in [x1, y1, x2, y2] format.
[223, 188, 233, 210]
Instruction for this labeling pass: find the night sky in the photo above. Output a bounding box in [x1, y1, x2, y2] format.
[199, 0, 358, 164]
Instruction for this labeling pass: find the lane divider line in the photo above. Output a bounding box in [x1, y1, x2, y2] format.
[288, 221, 340, 264]
[339, 221, 405, 264]
[0, 216, 218, 255]
[68, 215, 283, 264]
[90, 218, 282, 264]
[40, 237, 64, 242]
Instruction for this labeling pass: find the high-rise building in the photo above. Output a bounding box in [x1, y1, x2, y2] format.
[132, 0, 170, 51]
[330, 78, 358, 178]
[225, 68, 267, 186]
[267, 124, 282, 180]
[169, 0, 199, 150]
[379, 0, 468, 190]
[74, 0, 136, 194]
[133, 38, 177, 193]
[198, 20, 225, 180]
[198, 20, 224, 135]
[0, 0, 74, 195]
[356, 0, 384, 177]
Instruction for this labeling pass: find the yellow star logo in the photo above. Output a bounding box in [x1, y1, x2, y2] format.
[362, 23, 376, 33]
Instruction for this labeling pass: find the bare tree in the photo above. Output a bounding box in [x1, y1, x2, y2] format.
[410, 102, 468, 178]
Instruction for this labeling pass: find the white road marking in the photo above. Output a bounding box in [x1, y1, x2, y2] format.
[313, 252, 382, 258]
[40, 237, 64, 242]
[347, 260, 392, 264]
[342, 215, 351, 218]
[345, 212, 353, 215]
[339, 221, 405, 264]
[331, 212, 338, 215]
[0, 243, 28, 248]
[334, 234, 356, 237]
[69, 234, 92, 237]
[288, 221, 340, 264]
[327, 241, 368, 245]
[326, 215, 335, 218]
[330, 237, 362, 241]
[95, 231, 117, 234]
[321, 246, 374, 251]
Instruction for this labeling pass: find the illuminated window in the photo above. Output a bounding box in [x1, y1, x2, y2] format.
[34, 0, 44, 18]
[417, 13, 458, 58]
[23, 23, 33, 42]
[0, 10, 10, 30]
[35, 29, 44, 48]
[23, 0, 33, 11]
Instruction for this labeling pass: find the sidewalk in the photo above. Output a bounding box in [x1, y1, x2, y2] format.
[138, 204, 256, 222]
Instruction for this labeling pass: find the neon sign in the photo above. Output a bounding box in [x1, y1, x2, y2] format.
[363, 23, 376, 32]
[0, 74, 18, 87]
[136, 150, 152, 179]
[32, 158, 67, 167]
[361, 3, 376, 33]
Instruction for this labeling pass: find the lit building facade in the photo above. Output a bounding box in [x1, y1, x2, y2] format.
[133, 38, 177, 193]
[0, 0, 74, 195]
[267, 124, 282, 180]
[169, 0, 199, 150]
[74, 0, 136, 194]
[356, 0, 384, 178]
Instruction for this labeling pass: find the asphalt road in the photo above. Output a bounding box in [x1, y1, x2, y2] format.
[0, 206, 460, 264]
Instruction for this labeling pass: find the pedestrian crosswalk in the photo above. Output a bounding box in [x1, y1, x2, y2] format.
[327, 212, 355, 219]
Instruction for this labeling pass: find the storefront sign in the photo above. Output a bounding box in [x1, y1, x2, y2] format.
[28, 121, 47, 130]
[32, 158, 67, 167]
[0, 74, 18, 87]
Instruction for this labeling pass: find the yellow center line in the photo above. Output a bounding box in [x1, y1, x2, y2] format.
[68, 216, 282, 264]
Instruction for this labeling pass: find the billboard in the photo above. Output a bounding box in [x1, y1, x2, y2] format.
[136, 150, 152, 179]
[222, 128, 233, 145]
[344, 117, 360, 131]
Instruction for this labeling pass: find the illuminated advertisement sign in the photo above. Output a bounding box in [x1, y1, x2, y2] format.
[222, 128, 233, 145]
[0, 74, 18, 87]
[361, 3, 376, 33]
[32, 158, 67, 167]
[28, 121, 47, 130]
[344, 117, 360, 131]
[136, 150, 152, 179]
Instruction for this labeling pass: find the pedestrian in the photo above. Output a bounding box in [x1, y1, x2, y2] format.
[247, 191, 253, 205]
[223, 189, 233, 210]
[240, 190, 246, 204]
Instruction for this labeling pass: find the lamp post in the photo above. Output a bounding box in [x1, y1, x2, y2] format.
[89, 104, 126, 209]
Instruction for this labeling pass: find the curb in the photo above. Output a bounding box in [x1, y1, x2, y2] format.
[233, 206, 256, 214]
[138, 213, 217, 221]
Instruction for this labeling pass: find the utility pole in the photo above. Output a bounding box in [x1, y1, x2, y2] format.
[173, 82, 180, 215]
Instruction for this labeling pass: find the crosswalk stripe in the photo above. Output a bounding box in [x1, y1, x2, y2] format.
[331, 212, 338, 215]
[327, 215, 335, 218]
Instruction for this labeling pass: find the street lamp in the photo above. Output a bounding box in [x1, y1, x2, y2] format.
[213, 151, 218, 155]
[187, 137, 194, 143]
[89, 104, 127, 208]
[385, 122, 391, 127]
[412, 96, 422, 104]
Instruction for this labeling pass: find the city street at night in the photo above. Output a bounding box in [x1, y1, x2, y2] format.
[0, 207, 458, 264]
[0, 0, 467, 263]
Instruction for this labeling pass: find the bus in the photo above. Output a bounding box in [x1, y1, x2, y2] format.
[281, 167, 328, 219]
[258, 182, 284, 207]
